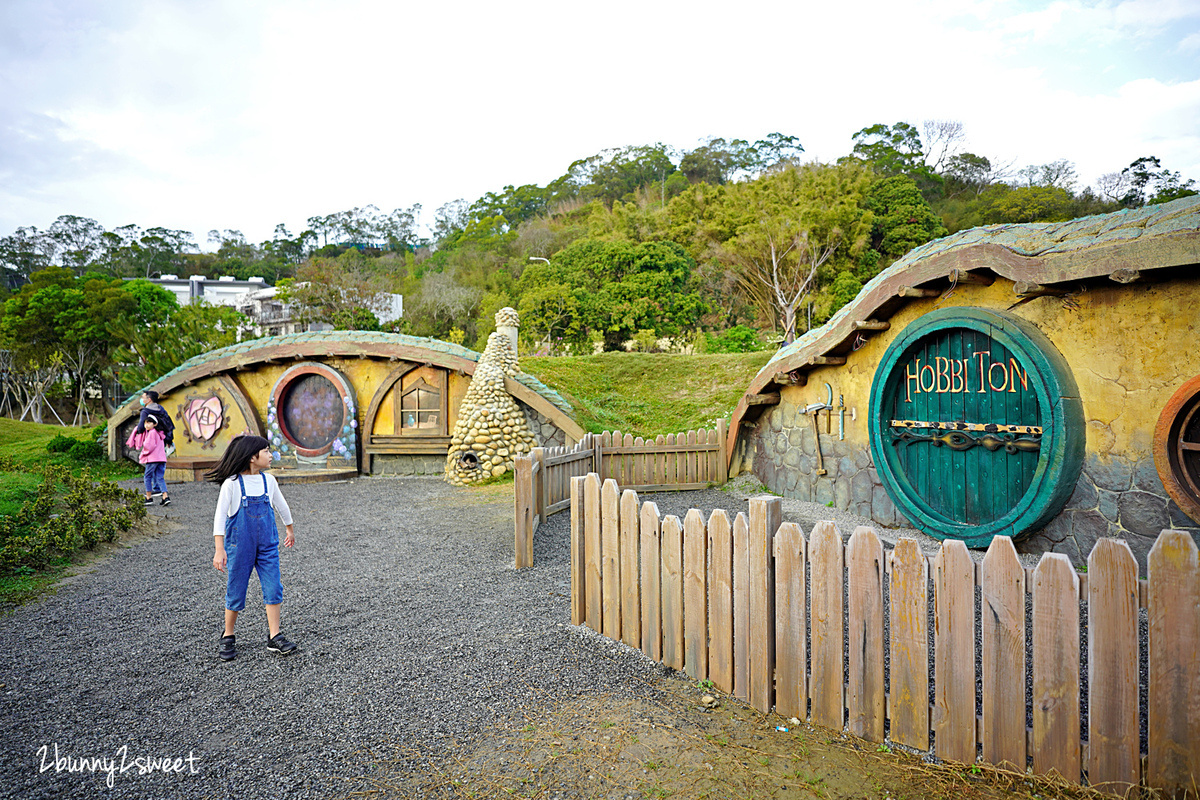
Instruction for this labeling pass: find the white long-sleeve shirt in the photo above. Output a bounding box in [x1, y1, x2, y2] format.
[212, 472, 293, 538]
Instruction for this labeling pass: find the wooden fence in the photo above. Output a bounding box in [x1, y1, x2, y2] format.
[569, 473, 1200, 797]
[514, 423, 727, 567]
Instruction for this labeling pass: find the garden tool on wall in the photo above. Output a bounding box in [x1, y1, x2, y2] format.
[804, 383, 835, 476]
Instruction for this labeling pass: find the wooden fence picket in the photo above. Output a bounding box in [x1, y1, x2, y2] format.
[934, 539, 975, 764]
[1147, 530, 1200, 795]
[1031, 553, 1080, 781]
[684, 509, 708, 680]
[888, 538, 928, 751]
[583, 474, 602, 632]
[708, 510, 734, 694]
[569, 476, 586, 625]
[620, 489, 641, 648]
[809, 520, 844, 730]
[981, 536, 1026, 770]
[1087, 538, 1140, 793]
[687, 429, 698, 484]
[774, 522, 807, 720]
[601, 479, 621, 640]
[847, 526, 885, 742]
[661, 514, 684, 671]
[748, 497, 780, 714]
[634, 436, 645, 487]
[623, 433, 635, 486]
[639, 502, 662, 662]
[733, 511, 750, 702]
[514, 455, 533, 568]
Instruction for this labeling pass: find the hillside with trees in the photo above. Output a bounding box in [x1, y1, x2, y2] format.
[0, 121, 1195, 422]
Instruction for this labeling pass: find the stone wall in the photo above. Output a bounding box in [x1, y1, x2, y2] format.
[371, 454, 445, 476]
[522, 403, 567, 449]
[747, 398, 1200, 569]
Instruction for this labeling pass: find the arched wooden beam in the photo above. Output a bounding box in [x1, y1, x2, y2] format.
[108, 337, 585, 457]
[726, 226, 1200, 470]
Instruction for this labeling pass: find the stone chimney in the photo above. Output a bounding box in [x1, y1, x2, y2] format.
[444, 309, 538, 486]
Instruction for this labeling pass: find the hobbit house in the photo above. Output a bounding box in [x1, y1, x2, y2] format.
[728, 194, 1200, 566]
[108, 325, 582, 482]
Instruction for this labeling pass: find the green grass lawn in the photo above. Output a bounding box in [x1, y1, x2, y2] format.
[521, 351, 773, 438]
[0, 417, 139, 479]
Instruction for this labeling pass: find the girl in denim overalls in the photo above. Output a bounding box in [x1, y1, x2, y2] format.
[206, 435, 296, 662]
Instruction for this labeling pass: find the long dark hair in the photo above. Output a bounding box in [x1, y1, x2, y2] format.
[205, 435, 270, 484]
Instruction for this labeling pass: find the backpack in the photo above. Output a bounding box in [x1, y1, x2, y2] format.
[144, 406, 175, 446]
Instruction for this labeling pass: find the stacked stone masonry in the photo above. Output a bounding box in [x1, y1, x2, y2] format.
[749, 399, 1198, 569]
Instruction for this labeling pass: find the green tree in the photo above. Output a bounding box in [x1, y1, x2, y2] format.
[518, 239, 706, 351]
[987, 185, 1073, 223]
[710, 162, 873, 341]
[849, 122, 944, 200]
[862, 176, 948, 258]
[110, 302, 251, 391]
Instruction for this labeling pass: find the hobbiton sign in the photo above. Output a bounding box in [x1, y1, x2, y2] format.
[869, 308, 1083, 546]
[728, 194, 1200, 565]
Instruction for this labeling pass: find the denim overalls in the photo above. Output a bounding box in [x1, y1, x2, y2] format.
[224, 474, 283, 611]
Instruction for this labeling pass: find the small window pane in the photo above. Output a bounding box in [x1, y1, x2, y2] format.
[417, 411, 439, 428]
[401, 390, 417, 411]
[418, 388, 438, 409]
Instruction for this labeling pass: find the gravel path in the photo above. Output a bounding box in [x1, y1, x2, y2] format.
[1, 477, 747, 800]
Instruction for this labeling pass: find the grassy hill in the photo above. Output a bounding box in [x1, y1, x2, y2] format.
[521, 351, 773, 438]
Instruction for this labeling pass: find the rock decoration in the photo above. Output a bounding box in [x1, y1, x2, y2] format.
[444, 309, 538, 486]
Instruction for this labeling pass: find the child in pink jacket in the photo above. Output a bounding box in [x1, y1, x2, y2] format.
[126, 416, 170, 506]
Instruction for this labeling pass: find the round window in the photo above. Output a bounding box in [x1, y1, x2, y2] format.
[1154, 375, 1200, 524]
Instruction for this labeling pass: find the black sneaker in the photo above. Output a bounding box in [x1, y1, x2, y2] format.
[144, 496, 154, 506]
[160, 495, 171, 506]
[266, 633, 297, 656]
[219, 635, 237, 661]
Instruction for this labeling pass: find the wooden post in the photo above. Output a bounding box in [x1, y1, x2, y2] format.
[569, 476, 586, 625]
[1032, 553, 1080, 781]
[847, 526, 884, 742]
[619, 489, 641, 648]
[733, 511, 750, 702]
[683, 509, 708, 680]
[640, 502, 662, 662]
[809, 520, 844, 730]
[708, 509, 734, 694]
[888, 538, 928, 751]
[584, 473, 602, 632]
[514, 455, 533, 568]
[716, 418, 728, 484]
[774, 521, 807, 720]
[1147, 530, 1200, 795]
[532, 447, 546, 528]
[1087, 538, 1140, 794]
[601, 478, 621, 640]
[748, 497, 780, 714]
[661, 515, 684, 671]
[981, 536, 1026, 770]
[934, 540, 975, 764]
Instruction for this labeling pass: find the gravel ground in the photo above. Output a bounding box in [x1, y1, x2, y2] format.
[0, 476, 728, 800]
[0, 474, 1129, 798]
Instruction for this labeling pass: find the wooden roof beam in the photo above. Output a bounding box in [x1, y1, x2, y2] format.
[745, 392, 781, 407]
[1014, 281, 1069, 298]
[773, 370, 807, 387]
[1109, 268, 1141, 284]
[898, 286, 940, 298]
[948, 269, 995, 286]
[852, 320, 890, 332]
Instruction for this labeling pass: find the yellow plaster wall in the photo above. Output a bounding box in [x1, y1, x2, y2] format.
[767, 274, 1200, 467]
[162, 377, 255, 459]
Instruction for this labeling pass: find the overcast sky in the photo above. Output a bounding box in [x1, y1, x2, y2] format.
[2, 0, 1197, 249]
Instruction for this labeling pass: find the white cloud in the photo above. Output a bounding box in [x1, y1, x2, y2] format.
[1, 0, 1198, 244]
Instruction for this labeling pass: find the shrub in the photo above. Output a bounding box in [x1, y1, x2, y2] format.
[705, 325, 768, 353]
[46, 434, 77, 454]
[68, 440, 105, 462]
[0, 464, 145, 573]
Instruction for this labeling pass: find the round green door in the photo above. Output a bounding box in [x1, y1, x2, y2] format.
[869, 308, 1084, 546]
